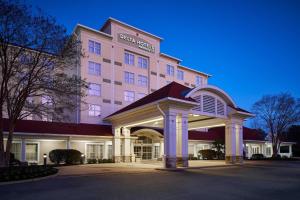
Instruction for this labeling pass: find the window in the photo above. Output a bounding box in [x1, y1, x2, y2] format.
[280, 146, 289, 153]
[124, 71, 135, 84]
[11, 143, 21, 160]
[124, 52, 134, 65]
[252, 146, 260, 154]
[138, 57, 148, 69]
[108, 145, 113, 159]
[195, 76, 202, 86]
[137, 93, 146, 99]
[138, 75, 148, 87]
[166, 64, 174, 76]
[88, 61, 101, 76]
[88, 104, 101, 117]
[88, 83, 101, 96]
[86, 144, 104, 159]
[26, 143, 38, 162]
[177, 70, 184, 80]
[41, 95, 52, 106]
[124, 91, 135, 102]
[88, 40, 101, 55]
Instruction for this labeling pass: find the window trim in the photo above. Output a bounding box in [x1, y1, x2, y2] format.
[124, 90, 135, 102]
[88, 83, 101, 96]
[88, 104, 101, 117]
[25, 142, 40, 163]
[85, 142, 105, 160]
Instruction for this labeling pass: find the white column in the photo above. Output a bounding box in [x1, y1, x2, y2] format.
[164, 111, 177, 168]
[159, 140, 164, 158]
[103, 141, 109, 159]
[66, 137, 71, 149]
[193, 144, 197, 158]
[123, 127, 131, 162]
[225, 119, 243, 164]
[181, 113, 189, 167]
[113, 127, 121, 163]
[289, 145, 292, 158]
[21, 138, 26, 162]
[131, 140, 135, 162]
[176, 115, 182, 157]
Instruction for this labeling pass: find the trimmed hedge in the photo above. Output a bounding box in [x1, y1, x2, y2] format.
[49, 149, 82, 164]
[87, 158, 114, 164]
[0, 165, 58, 182]
[199, 149, 217, 160]
[251, 154, 265, 160]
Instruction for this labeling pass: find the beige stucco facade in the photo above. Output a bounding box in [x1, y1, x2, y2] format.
[75, 18, 210, 125]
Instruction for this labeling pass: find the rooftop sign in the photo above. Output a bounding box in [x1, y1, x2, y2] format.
[118, 33, 155, 53]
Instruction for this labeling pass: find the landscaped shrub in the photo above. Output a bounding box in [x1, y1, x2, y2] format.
[199, 149, 217, 160]
[0, 165, 58, 182]
[49, 149, 82, 165]
[251, 154, 265, 160]
[8, 152, 21, 166]
[87, 158, 97, 164]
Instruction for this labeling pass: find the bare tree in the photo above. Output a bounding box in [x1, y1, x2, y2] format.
[0, 0, 87, 166]
[252, 93, 300, 157]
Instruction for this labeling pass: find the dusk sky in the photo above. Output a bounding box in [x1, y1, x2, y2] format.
[28, 0, 300, 114]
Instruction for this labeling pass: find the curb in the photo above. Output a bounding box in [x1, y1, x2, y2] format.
[0, 173, 58, 186]
[155, 164, 241, 171]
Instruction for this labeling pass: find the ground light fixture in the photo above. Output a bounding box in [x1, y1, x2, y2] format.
[81, 154, 85, 164]
[43, 153, 47, 167]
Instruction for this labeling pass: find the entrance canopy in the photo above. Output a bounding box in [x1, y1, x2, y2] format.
[104, 82, 254, 168]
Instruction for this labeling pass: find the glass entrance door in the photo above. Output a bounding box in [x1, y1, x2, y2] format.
[134, 145, 152, 160]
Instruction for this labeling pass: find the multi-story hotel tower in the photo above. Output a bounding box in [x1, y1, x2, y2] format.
[74, 18, 210, 124]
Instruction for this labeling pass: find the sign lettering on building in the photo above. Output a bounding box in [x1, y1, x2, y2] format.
[118, 33, 155, 53]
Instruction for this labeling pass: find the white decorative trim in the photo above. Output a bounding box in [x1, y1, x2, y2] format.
[185, 84, 237, 108]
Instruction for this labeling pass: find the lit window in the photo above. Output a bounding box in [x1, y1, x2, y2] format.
[138, 57, 148, 69]
[177, 70, 184, 80]
[11, 143, 21, 160]
[195, 76, 202, 86]
[26, 143, 38, 162]
[88, 40, 101, 55]
[137, 93, 146, 99]
[88, 61, 101, 76]
[88, 104, 101, 117]
[138, 75, 148, 87]
[166, 64, 174, 76]
[41, 95, 52, 106]
[124, 71, 135, 84]
[266, 147, 272, 156]
[124, 52, 134, 65]
[108, 145, 113, 159]
[124, 91, 135, 102]
[86, 144, 104, 159]
[88, 83, 101, 96]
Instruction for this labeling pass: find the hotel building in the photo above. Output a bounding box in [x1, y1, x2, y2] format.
[3, 18, 294, 168]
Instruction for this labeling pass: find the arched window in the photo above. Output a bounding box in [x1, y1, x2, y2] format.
[137, 136, 152, 144]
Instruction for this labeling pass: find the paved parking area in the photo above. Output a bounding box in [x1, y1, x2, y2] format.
[1, 161, 300, 200]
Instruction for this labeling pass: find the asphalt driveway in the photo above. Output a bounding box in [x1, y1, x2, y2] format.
[1, 161, 300, 200]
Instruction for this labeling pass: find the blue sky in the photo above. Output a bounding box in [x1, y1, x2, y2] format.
[28, 0, 300, 114]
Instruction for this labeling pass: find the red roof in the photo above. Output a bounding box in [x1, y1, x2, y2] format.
[3, 119, 113, 137]
[105, 82, 195, 118]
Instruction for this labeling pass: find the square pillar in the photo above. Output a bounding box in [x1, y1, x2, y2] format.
[163, 111, 177, 168]
[159, 140, 164, 158]
[225, 119, 243, 164]
[176, 113, 189, 167]
[123, 127, 131, 163]
[113, 127, 121, 163]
